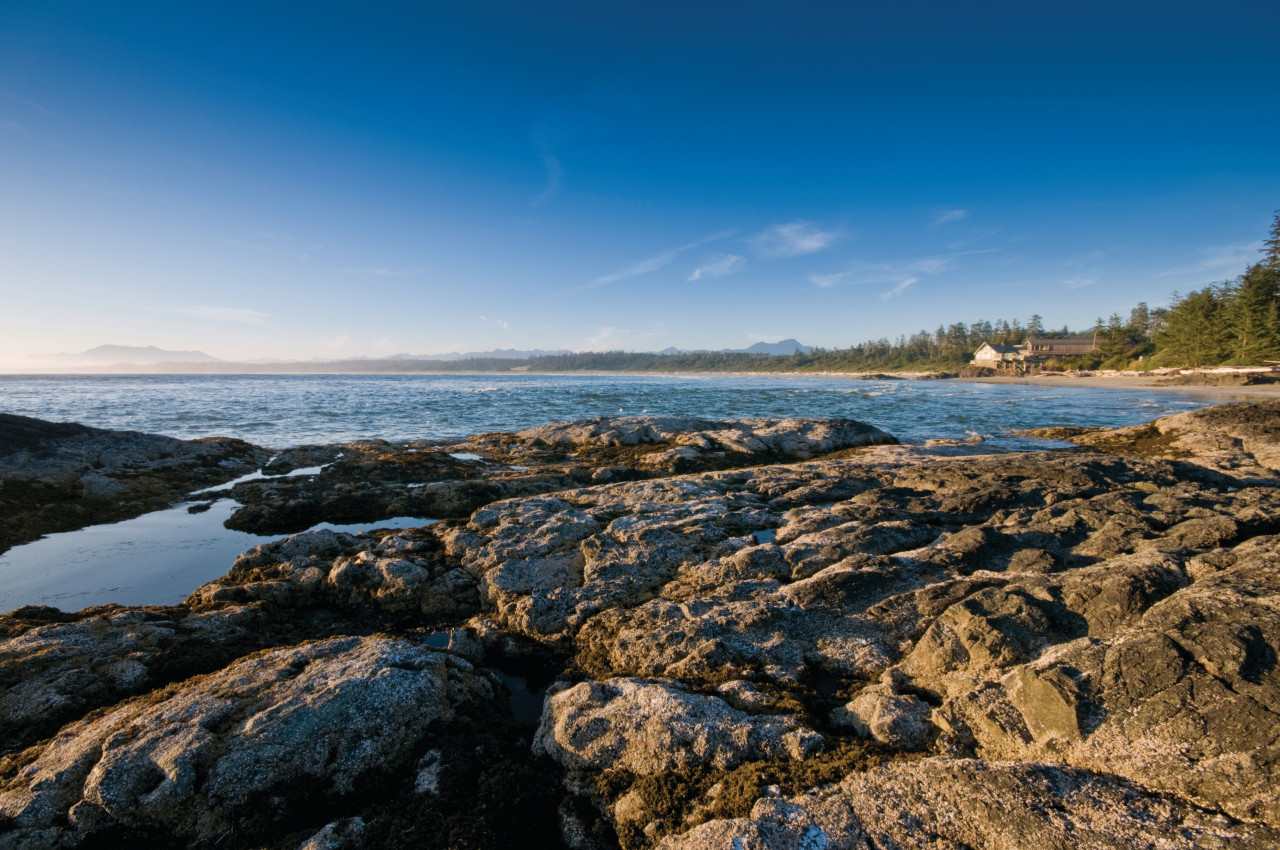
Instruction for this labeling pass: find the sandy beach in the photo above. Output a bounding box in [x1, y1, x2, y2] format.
[957, 371, 1280, 398]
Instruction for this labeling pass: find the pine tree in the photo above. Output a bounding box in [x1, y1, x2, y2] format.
[1262, 209, 1280, 270]
[1127, 303, 1150, 340]
[1155, 287, 1230, 366]
[1227, 263, 1280, 362]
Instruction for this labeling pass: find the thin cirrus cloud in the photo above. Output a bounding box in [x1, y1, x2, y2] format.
[343, 267, 419, 277]
[931, 209, 970, 226]
[530, 138, 564, 207]
[749, 221, 841, 258]
[688, 253, 744, 281]
[170, 305, 267, 325]
[588, 230, 736, 287]
[478, 314, 509, 330]
[1159, 241, 1263, 277]
[880, 277, 918, 300]
[810, 249, 991, 299]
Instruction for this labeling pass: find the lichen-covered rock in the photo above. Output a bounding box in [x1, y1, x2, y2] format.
[1051, 399, 1280, 482]
[189, 527, 480, 620]
[0, 637, 495, 846]
[0, 603, 291, 754]
[934, 534, 1280, 826]
[219, 417, 897, 535]
[534, 678, 822, 776]
[830, 686, 932, 750]
[513, 416, 895, 463]
[658, 759, 1280, 849]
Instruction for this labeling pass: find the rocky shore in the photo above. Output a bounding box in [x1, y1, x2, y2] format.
[1, 403, 1278, 848]
[0, 414, 268, 554]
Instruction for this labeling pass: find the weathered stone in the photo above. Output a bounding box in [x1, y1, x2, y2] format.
[830, 687, 932, 750]
[534, 678, 822, 776]
[0, 637, 495, 845]
[658, 759, 1280, 849]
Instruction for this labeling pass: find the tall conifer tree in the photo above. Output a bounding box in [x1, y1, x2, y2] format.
[1263, 209, 1280, 270]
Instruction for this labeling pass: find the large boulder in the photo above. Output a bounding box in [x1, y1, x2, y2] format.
[0, 637, 495, 847]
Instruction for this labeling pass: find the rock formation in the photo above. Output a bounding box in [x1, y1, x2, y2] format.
[1, 403, 1278, 848]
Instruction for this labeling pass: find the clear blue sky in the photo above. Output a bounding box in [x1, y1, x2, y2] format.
[2, 1, 1278, 363]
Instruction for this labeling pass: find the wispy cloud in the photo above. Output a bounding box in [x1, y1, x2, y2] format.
[688, 253, 744, 281]
[343, 267, 418, 276]
[0, 91, 59, 118]
[593, 250, 680, 285]
[809, 272, 851, 288]
[1159, 241, 1263, 276]
[1062, 277, 1097, 289]
[479, 314, 509, 330]
[931, 209, 969, 226]
[226, 237, 310, 262]
[586, 326, 622, 347]
[811, 249, 994, 298]
[589, 230, 735, 287]
[531, 137, 563, 206]
[880, 277, 918, 300]
[750, 221, 841, 258]
[170, 305, 267, 325]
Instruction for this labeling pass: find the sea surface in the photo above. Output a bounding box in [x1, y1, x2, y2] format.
[0, 373, 1226, 612]
[0, 373, 1223, 447]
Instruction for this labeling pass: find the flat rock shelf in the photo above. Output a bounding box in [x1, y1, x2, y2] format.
[1, 403, 1278, 849]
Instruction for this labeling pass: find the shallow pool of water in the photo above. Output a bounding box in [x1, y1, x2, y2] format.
[0, 500, 435, 612]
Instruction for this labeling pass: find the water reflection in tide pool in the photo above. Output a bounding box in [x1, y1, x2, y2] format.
[0, 500, 435, 613]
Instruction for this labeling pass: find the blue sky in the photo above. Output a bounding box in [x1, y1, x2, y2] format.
[1, 1, 1278, 363]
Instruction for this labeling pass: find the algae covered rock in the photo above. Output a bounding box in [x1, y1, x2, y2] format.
[0, 637, 496, 846]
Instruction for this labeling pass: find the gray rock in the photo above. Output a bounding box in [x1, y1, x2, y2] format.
[658, 759, 1280, 849]
[0, 637, 495, 845]
[534, 678, 822, 776]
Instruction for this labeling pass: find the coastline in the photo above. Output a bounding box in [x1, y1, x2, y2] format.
[7, 367, 1280, 400]
[956, 372, 1280, 398]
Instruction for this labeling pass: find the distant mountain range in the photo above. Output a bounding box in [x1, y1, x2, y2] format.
[385, 348, 573, 361]
[33, 345, 223, 366]
[20, 340, 810, 372]
[657, 339, 812, 356]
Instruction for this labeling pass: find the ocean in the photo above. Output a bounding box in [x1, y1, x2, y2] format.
[0, 372, 1219, 448]
[0, 373, 1223, 612]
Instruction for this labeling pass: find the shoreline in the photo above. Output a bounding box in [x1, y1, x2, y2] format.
[6, 367, 1280, 398]
[957, 372, 1280, 398]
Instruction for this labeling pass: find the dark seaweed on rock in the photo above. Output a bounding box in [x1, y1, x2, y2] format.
[1, 407, 1280, 848]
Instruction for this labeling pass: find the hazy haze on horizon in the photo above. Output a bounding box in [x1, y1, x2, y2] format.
[1, 1, 1278, 366]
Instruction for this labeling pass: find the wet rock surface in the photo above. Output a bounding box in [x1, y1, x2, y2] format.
[1, 404, 1279, 848]
[218, 417, 896, 535]
[0, 413, 268, 553]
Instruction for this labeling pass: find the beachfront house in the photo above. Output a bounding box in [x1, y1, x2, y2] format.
[971, 338, 1098, 368]
[972, 342, 1023, 365]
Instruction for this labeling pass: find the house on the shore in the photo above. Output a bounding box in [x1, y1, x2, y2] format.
[972, 338, 1097, 367]
[972, 342, 1024, 365]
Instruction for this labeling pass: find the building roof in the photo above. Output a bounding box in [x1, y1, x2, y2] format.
[1023, 338, 1096, 349]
